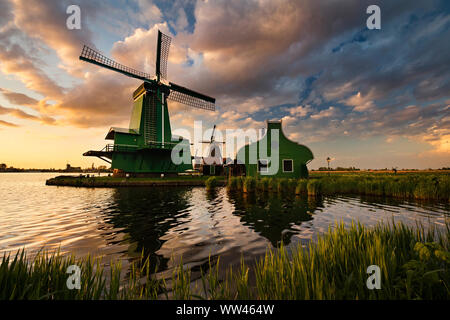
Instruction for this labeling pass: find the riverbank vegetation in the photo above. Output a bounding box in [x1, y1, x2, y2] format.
[205, 176, 219, 191]
[46, 175, 227, 188]
[227, 173, 450, 201]
[1, 220, 448, 300]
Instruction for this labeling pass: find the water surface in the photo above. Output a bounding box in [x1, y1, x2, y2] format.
[1, 173, 448, 275]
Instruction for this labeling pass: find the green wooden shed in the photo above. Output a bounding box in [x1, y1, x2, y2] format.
[236, 120, 313, 178]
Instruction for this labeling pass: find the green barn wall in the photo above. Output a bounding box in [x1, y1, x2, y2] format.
[236, 121, 313, 179]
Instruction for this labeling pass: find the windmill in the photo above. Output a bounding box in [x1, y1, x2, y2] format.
[80, 30, 216, 176]
[199, 124, 225, 175]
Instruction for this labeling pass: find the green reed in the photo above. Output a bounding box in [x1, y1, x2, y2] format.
[0, 249, 165, 300]
[205, 176, 218, 191]
[243, 176, 257, 193]
[227, 176, 243, 191]
[256, 177, 270, 192]
[227, 173, 450, 201]
[255, 221, 449, 299]
[295, 179, 308, 195]
[1, 220, 448, 300]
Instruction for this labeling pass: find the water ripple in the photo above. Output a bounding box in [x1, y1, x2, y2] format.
[0, 173, 448, 275]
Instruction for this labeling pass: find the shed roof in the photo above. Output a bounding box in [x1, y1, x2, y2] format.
[105, 127, 139, 140]
[236, 119, 314, 164]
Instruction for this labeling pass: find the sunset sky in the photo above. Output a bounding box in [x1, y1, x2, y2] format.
[0, 0, 449, 170]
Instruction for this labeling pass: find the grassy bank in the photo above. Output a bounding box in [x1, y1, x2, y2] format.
[46, 175, 227, 188]
[227, 173, 450, 201]
[1, 221, 449, 299]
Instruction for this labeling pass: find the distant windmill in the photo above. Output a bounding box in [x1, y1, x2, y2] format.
[198, 124, 226, 175]
[200, 125, 225, 165]
[80, 30, 216, 175]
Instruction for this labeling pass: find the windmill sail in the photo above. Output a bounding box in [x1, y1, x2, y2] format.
[168, 82, 215, 111]
[80, 29, 218, 173]
[80, 45, 153, 81]
[79, 30, 215, 112]
[156, 30, 171, 80]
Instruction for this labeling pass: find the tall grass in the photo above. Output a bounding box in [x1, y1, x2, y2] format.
[1, 221, 448, 299]
[0, 249, 159, 300]
[256, 177, 270, 192]
[236, 177, 298, 194]
[276, 179, 297, 194]
[254, 222, 449, 299]
[227, 177, 243, 191]
[295, 179, 308, 195]
[243, 177, 256, 193]
[227, 173, 450, 201]
[205, 176, 218, 191]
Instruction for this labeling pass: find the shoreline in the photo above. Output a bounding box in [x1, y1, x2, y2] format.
[45, 175, 227, 187]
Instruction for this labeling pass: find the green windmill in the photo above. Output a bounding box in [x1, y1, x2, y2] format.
[80, 30, 216, 176]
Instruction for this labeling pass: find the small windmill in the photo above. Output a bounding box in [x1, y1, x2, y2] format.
[80, 30, 216, 176]
[197, 124, 225, 176]
[200, 125, 225, 163]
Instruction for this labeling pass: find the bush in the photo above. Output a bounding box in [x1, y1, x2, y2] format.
[205, 176, 218, 190]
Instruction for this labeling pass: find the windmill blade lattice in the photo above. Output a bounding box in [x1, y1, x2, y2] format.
[79, 29, 218, 175]
[80, 45, 152, 81]
[168, 89, 215, 111]
[169, 82, 215, 110]
[79, 30, 215, 112]
[156, 31, 171, 80]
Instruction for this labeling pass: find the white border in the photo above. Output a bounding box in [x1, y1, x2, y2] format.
[282, 159, 294, 172]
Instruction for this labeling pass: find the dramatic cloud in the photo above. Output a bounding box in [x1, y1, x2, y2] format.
[0, 88, 39, 106]
[0, 119, 18, 127]
[0, 44, 65, 98]
[11, 0, 97, 77]
[54, 71, 137, 127]
[0, 0, 448, 168]
[0, 104, 55, 124]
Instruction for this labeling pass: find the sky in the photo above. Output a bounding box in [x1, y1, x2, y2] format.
[0, 0, 449, 170]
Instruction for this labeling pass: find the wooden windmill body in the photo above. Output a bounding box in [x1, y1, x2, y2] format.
[80, 31, 215, 176]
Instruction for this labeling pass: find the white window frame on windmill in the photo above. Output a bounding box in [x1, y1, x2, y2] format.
[282, 159, 294, 173]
